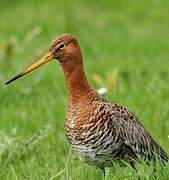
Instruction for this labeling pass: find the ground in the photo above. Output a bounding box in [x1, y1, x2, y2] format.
[0, 0, 169, 179]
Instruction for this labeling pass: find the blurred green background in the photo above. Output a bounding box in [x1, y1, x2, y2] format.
[0, 0, 169, 179]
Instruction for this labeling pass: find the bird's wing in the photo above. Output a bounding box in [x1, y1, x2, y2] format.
[104, 102, 168, 161]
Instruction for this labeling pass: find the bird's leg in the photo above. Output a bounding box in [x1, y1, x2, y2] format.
[101, 167, 110, 179]
[102, 168, 105, 178]
[100, 167, 105, 179]
[104, 168, 110, 179]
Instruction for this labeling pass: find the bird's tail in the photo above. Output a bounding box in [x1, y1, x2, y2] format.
[152, 139, 168, 164]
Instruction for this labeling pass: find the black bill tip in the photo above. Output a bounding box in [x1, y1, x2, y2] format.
[5, 73, 23, 85]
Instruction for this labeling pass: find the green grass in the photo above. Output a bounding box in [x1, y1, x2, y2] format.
[0, 0, 169, 179]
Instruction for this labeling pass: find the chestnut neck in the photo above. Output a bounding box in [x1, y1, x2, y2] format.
[60, 57, 91, 102]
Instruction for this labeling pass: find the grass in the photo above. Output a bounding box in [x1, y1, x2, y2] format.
[0, 0, 169, 179]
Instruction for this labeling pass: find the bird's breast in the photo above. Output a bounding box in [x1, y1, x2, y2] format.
[64, 101, 121, 162]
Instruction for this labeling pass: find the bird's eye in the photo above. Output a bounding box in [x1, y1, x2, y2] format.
[59, 43, 65, 49]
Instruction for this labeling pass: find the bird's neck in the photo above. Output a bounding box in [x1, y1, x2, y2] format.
[61, 59, 91, 102]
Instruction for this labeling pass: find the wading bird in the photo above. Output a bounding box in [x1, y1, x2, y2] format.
[6, 34, 168, 173]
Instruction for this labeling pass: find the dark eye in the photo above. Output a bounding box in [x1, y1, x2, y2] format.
[59, 43, 65, 49]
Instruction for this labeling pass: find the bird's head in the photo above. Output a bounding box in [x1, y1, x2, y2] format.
[49, 34, 82, 63]
[5, 34, 82, 85]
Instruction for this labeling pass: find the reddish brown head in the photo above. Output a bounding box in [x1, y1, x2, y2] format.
[5, 34, 83, 85]
[49, 34, 82, 64]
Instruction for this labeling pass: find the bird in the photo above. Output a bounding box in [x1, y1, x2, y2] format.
[5, 34, 168, 173]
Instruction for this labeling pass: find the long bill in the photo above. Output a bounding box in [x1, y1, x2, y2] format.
[5, 52, 54, 85]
